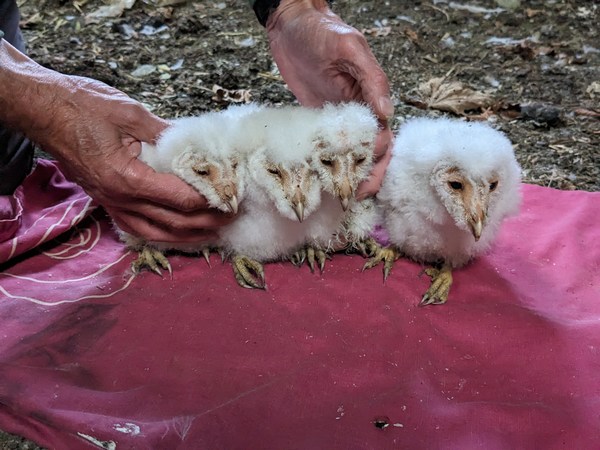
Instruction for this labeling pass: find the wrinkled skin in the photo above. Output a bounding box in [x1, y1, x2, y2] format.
[2, 0, 393, 242]
[267, 0, 394, 199]
[0, 41, 232, 243]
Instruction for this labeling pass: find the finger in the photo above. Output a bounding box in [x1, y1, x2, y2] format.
[109, 209, 221, 244]
[107, 199, 235, 231]
[356, 143, 393, 200]
[123, 159, 212, 212]
[341, 37, 394, 121]
[373, 126, 393, 161]
[121, 105, 170, 144]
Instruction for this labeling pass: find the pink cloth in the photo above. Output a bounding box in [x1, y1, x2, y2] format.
[0, 160, 598, 449]
[0, 159, 95, 264]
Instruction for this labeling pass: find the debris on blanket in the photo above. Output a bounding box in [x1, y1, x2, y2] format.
[76, 432, 117, 450]
[373, 416, 390, 429]
[113, 423, 141, 436]
[372, 416, 402, 430]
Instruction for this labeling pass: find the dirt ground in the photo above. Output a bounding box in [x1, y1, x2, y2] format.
[2, 0, 598, 447]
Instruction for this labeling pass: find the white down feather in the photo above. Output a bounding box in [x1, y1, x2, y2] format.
[377, 117, 522, 267]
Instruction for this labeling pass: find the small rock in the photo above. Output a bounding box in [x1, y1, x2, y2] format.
[131, 64, 157, 78]
[495, 0, 520, 10]
[520, 103, 562, 126]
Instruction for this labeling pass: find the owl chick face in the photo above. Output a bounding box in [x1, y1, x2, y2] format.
[312, 138, 374, 210]
[249, 150, 321, 222]
[432, 165, 501, 241]
[173, 151, 243, 214]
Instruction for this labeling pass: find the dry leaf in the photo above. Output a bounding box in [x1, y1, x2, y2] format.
[526, 8, 543, 18]
[362, 26, 392, 37]
[573, 108, 600, 118]
[417, 77, 493, 115]
[586, 81, 600, 99]
[404, 28, 419, 45]
[211, 84, 252, 104]
[19, 12, 43, 27]
[467, 107, 496, 121]
[86, 0, 135, 22]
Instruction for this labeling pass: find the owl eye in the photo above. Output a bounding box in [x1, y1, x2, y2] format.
[194, 167, 210, 176]
[268, 166, 282, 177]
[448, 181, 463, 191]
[320, 158, 333, 166]
[355, 156, 366, 165]
[489, 181, 498, 191]
[231, 161, 239, 170]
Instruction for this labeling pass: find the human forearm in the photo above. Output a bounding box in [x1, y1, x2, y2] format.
[0, 38, 64, 146]
[0, 36, 233, 241]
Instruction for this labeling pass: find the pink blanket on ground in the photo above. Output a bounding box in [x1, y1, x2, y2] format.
[0, 160, 598, 449]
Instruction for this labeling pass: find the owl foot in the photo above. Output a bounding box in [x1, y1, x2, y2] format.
[353, 237, 380, 258]
[131, 247, 172, 278]
[362, 246, 399, 281]
[290, 248, 306, 267]
[232, 255, 266, 290]
[420, 265, 453, 306]
[306, 246, 329, 274]
[290, 246, 329, 273]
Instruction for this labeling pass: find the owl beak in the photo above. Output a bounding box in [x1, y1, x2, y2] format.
[469, 219, 482, 241]
[222, 184, 238, 214]
[292, 189, 305, 222]
[468, 211, 484, 241]
[338, 178, 353, 211]
[226, 195, 238, 215]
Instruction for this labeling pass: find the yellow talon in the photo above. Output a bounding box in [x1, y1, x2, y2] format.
[232, 255, 266, 289]
[363, 246, 399, 282]
[420, 265, 453, 306]
[131, 247, 172, 278]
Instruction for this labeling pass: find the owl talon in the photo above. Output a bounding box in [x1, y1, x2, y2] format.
[419, 266, 452, 306]
[316, 249, 327, 274]
[362, 247, 399, 282]
[232, 255, 266, 289]
[383, 259, 394, 281]
[202, 247, 211, 267]
[356, 237, 380, 258]
[131, 247, 172, 278]
[307, 247, 315, 273]
[290, 249, 306, 267]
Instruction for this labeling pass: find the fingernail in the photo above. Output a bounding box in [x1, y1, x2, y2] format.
[378, 97, 395, 121]
[356, 191, 371, 201]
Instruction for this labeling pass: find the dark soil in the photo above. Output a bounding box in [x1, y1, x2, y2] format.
[2, 0, 598, 447]
[21, 0, 600, 192]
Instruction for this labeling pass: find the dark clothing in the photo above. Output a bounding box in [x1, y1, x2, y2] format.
[0, 0, 35, 195]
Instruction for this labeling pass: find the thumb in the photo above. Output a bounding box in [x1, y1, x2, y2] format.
[350, 50, 394, 122]
[128, 157, 208, 210]
[123, 106, 170, 145]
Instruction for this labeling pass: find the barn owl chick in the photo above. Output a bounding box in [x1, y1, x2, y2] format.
[217, 106, 323, 289]
[294, 102, 379, 271]
[118, 104, 261, 274]
[312, 102, 379, 210]
[366, 117, 521, 305]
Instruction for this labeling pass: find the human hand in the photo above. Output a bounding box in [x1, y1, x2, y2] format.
[27, 74, 233, 243]
[266, 0, 394, 199]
